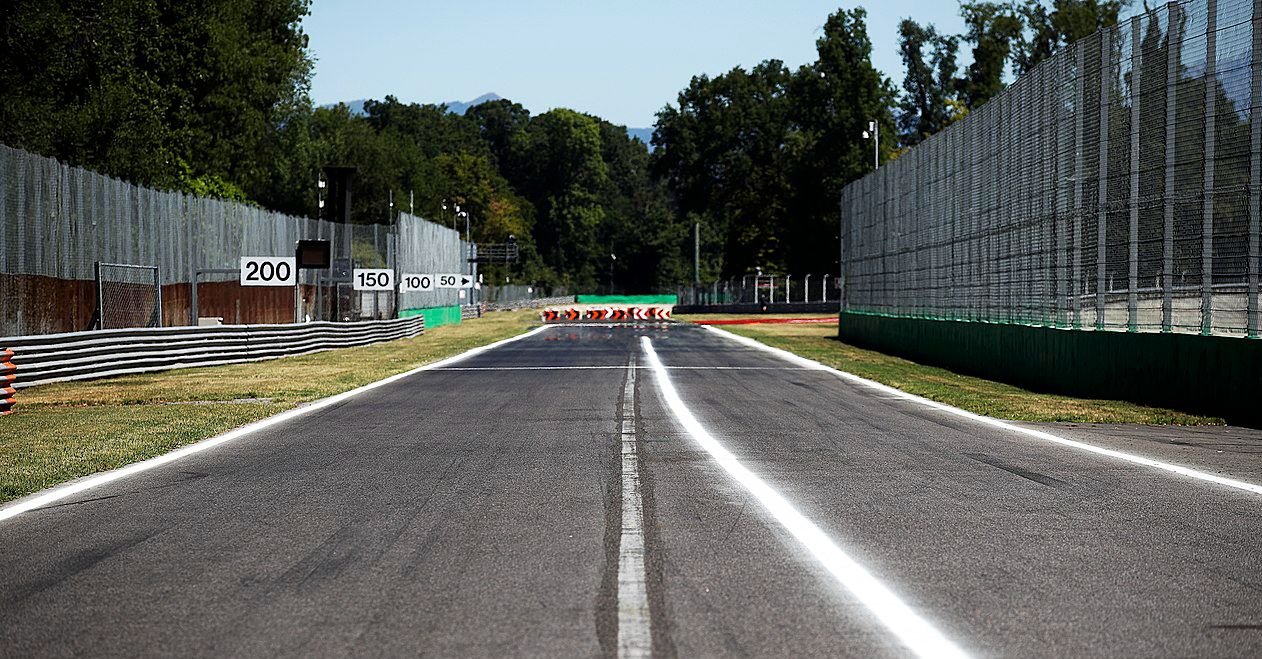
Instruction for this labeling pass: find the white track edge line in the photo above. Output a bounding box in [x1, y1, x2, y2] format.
[0, 325, 552, 523]
[702, 324, 1262, 496]
[641, 337, 968, 659]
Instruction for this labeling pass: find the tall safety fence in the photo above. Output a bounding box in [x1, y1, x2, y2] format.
[840, 0, 1262, 337]
[0, 143, 472, 335]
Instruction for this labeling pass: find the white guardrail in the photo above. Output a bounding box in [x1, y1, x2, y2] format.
[2, 316, 424, 389]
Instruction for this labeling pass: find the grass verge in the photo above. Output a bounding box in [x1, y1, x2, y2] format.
[677, 314, 1222, 426]
[0, 310, 540, 503]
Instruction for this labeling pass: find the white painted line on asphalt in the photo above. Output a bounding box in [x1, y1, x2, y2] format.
[0, 326, 553, 523]
[641, 337, 969, 659]
[703, 325, 1262, 497]
[431, 365, 807, 371]
[618, 356, 653, 658]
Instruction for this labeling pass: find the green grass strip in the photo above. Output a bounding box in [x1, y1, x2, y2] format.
[0, 310, 540, 503]
[676, 314, 1221, 426]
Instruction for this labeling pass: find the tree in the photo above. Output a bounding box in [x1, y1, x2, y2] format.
[0, 0, 313, 197]
[1016, 0, 1130, 74]
[897, 19, 962, 146]
[959, 2, 1024, 109]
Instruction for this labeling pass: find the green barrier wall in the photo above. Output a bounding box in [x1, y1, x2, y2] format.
[839, 311, 1262, 425]
[399, 305, 462, 328]
[576, 295, 678, 305]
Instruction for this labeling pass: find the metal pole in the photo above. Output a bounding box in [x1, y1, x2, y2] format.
[94, 260, 103, 330]
[822, 274, 829, 304]
[693, 222, 700, 285]
[874, 121, 880, 170]
[1128, 17, 1141, 332]
[1249, 0, 1262, 337]
[1096, 28, 1111, 330]
[1203, 0, 1218, 335]
[1073, 45, 1085, 328]
[190, 271, 199, 325]
[804, 274, 811, 303]
[154, 266, 163, 328]
[785, 275, 791, 304]
[1163, 5, 1180, 332]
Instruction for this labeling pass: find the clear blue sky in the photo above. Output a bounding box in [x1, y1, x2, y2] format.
[305, 2, 964, 128]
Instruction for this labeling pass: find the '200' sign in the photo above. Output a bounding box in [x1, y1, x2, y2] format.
[240, 257, 296, 287]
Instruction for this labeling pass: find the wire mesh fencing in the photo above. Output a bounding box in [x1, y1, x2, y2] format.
[840, 0, 1261, 338]
[95, 263, 161, 329]
[0, 143, 473, 335]
[677, 274, 840, 307]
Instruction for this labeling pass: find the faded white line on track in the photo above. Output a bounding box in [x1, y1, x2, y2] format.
[431, 365, 807, 371]
[703, 325, 1262, 497]
[0, 326, 552, 523]
[641, 336, 969, 659]
[617, 356, 652, 657]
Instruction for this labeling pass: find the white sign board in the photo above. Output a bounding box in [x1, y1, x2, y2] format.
[436, 273, 474, 289]
[240, 257, 297, 287]
[353, 268, 394, 291]
[399, 273, 434, 292]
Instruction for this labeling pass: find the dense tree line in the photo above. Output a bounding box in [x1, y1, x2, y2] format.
[651, 1, 1129, 280]
[2, 0, 1131, 292]
[0, 0, 684, 292]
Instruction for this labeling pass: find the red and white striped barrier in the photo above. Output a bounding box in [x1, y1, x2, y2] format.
[0, 349, 15, 416]
[541, 306, 673, 323]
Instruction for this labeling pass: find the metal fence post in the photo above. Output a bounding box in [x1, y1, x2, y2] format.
[1128, 17, 1141, 332]
[1096, 28, 1111, 330]
[1164, 3, 1180, 332]
[1073, 45, 1085, 329]
[1250, 0, 1262, 337]
[93, 261, 102, 330]
[1202, 0, 1217, 335]
[153, 266, 163, 327]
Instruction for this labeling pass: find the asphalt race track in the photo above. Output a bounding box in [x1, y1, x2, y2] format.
[2, 323, 1261, 657]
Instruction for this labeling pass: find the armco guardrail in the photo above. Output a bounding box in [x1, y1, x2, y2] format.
[461, 304, 483, 320]
[1, 348, 15, 415]
[2, 317, 423, 390]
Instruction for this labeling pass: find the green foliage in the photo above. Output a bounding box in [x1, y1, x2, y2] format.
[653, 8, 894, 280]
[1016, 0, 1129, 74]
[897, 20, 962, 147]
[0, 0, 313, 199]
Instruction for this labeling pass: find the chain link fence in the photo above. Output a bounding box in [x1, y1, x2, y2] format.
[840, 0, 1261, 338]
[0, 142, 473, 335]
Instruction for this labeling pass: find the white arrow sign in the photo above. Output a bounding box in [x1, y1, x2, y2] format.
[436, 273, 474, 289]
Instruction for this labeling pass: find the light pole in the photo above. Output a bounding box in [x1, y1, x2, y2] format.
[862, 120, 879, 170]
[609, 252, 617, 294]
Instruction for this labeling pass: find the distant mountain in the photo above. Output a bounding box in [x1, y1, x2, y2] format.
[321, 93, 656, 150]
[319, 93, 503, 117]
[626, 127, 655, 150]
[443, 92, 502, 115]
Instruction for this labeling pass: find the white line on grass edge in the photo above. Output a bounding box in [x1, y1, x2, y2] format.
[640, 337, 969, 659]
[0, 325, 552, 523]
[702, 324, 1262, 497]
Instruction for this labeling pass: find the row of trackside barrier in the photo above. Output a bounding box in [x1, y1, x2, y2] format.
[1, 348, 14, 415]
[541, 306, 673, 323]
[0, 317, 423, 391]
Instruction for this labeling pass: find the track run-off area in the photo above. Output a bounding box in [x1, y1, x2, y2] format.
[2, 323, 1261, 657]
